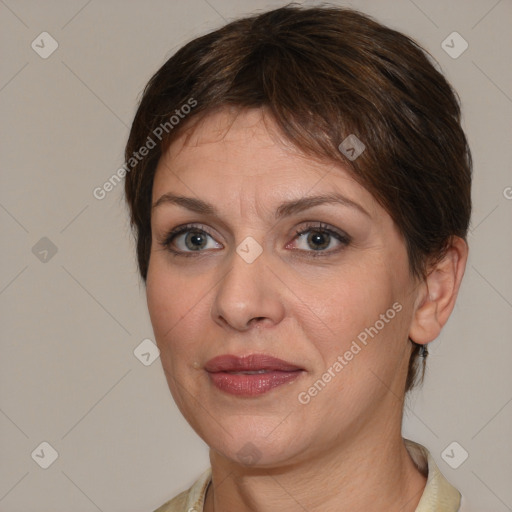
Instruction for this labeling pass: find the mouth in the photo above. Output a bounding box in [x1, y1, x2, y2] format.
[204, 354, 305, 396]
[227, 369, 277, 375]
[204, 353, 303, 373]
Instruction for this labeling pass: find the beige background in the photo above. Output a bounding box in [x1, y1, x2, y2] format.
[1, 0, 511, 510]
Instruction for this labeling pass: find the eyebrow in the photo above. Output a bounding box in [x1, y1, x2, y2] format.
[152, 192, 370, 218]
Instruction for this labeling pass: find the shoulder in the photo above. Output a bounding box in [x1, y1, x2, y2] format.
[152, 468, 212, 512]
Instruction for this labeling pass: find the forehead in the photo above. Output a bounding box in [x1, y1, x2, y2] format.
[153, 108, 373, 203]
[160, 108, 327, 177]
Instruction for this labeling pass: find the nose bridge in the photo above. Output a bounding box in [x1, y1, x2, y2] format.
[211, 241, 285, 330]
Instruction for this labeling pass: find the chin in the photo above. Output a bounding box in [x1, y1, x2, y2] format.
[201, 422, 305, 467]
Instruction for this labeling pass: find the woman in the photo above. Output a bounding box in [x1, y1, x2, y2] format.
[124, 5, 471, 511]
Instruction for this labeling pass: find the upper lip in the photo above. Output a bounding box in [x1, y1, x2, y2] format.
[204, 354, 303, 373]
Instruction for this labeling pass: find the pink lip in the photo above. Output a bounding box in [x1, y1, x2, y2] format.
[205, 354, 305, 396]
[205, 354, 302, 373]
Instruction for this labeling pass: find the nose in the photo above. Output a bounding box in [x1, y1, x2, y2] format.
[210, 245, 286, 332]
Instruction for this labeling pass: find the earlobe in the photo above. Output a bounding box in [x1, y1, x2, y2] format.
[409, 237, 468, 344]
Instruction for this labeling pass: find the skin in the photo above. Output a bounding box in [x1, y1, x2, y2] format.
[146, 107, 468, 511]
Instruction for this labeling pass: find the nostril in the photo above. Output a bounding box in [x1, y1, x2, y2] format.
[249, 317, 267, 325]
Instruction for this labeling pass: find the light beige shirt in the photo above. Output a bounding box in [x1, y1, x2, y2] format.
[154, 439, 464, 512]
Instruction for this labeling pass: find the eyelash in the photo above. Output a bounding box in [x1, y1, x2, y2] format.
[158, 222, 351, 258]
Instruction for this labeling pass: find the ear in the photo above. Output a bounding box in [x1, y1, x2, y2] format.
[409, 237, 468, 344]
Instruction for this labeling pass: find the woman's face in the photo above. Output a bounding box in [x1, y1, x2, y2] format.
[147, 108, 420, 467]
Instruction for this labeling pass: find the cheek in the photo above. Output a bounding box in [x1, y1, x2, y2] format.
[146, 260, 211, 360]
[309, 265, 395, 337]
[146, 267, 174, 341]
[146, 262, 189, 346]
[304, 264, 409, 383]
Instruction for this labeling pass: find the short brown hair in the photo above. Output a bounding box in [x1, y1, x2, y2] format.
[124, 4, 472, 392]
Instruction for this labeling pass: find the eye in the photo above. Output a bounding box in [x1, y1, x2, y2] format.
[159, 222, 350, 258]
[288, 222, 351, 256]
[159, 224, 222, 256]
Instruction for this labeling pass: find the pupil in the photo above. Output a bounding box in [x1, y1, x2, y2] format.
[308, 231, 329, 250]
[186, 231, 206, 250]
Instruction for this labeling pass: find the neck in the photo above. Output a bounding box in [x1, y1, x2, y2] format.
[204, 428, 427, 512]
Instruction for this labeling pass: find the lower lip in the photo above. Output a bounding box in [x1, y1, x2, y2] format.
[208, 370, 303, 396]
